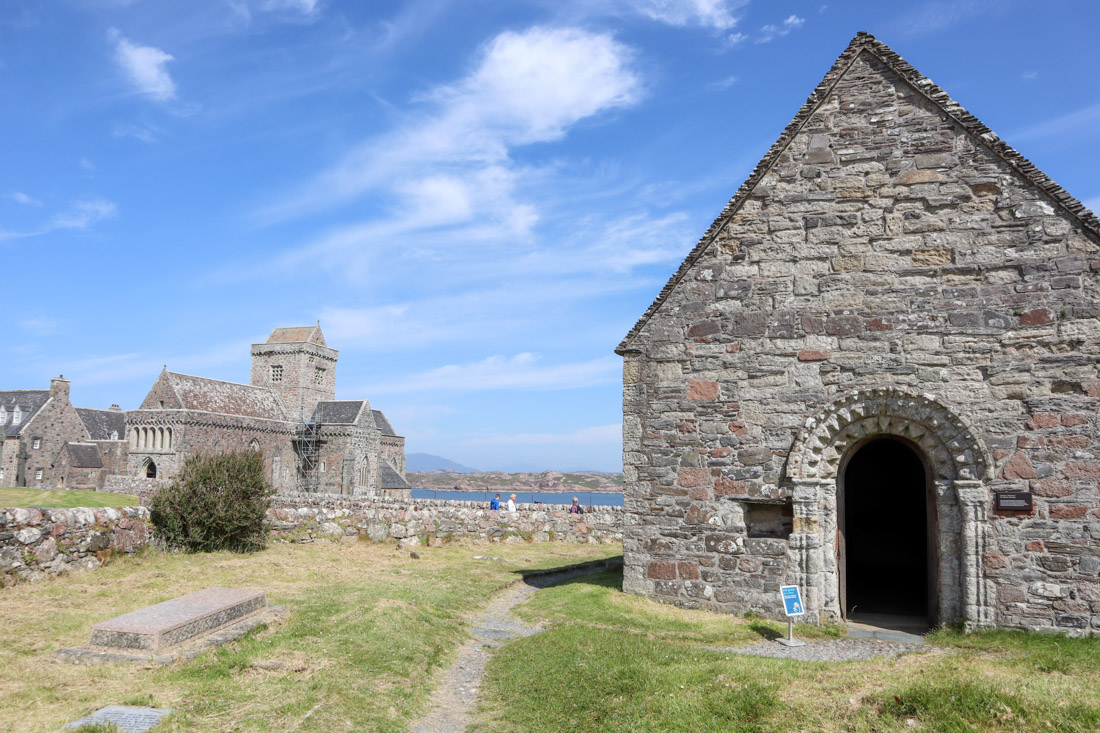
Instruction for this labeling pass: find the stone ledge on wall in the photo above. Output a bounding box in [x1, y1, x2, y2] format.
[0, 506, 151, 586]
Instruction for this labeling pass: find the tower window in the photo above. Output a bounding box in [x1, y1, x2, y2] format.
[314, 367, 325, 385]
[271, 365, 283, 383]
[32, 437, 41, 450]
[35, 469, 43, 481]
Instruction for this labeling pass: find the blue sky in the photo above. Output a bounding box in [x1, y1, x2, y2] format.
[2, 0, 1098, 472]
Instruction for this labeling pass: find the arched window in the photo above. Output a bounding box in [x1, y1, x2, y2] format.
[319, 461, 327, 473]
[142, 458, 157, 478]
[249, 438, 260, 452]
[166, 427, 172, 449]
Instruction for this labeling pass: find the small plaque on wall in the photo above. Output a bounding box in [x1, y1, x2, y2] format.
[994, 491, 1033, 511]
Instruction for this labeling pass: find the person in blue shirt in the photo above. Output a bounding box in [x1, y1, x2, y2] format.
[490, 493, 501, 511]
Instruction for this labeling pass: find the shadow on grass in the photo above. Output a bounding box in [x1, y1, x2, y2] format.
[513, 555, 624, 588]
[747, 619, 783, 641]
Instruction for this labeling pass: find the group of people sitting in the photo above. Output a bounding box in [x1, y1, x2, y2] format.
[489, 493, 584, 514]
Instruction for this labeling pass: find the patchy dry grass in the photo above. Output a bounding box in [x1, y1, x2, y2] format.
[475, 569, 1100, 732]
[0, 539, 619, 732]
[0, 487, 139, 508]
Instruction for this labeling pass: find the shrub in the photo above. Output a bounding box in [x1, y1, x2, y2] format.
[149, 450, 275, 553]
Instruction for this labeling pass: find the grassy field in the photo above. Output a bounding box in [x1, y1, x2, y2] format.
[474, 570, 1100, 732]
[0, 487, 139, 508]
[0, 539, 619, 732]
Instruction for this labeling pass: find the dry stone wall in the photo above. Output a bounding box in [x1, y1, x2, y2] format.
[269, 493, 623, 545]
[0, 505, 150, 585]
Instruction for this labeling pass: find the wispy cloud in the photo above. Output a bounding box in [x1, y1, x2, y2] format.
[18, 316, 60, 335]
[364, 353, 620, 395]
[7, 191, 42, 206]
[895, 0, 1015, 35]
[1021, 70, 1038, 81]
[112, 121, 160, 143]
[230, 0, 322, 25]
[464, 423, 621, 446]
[757, 14, 804, 43]
[632, 0, 748, 30]
[0, 197, 117, 242]
[1008, 102, 1100, 143]
[108, 28, 177, 101]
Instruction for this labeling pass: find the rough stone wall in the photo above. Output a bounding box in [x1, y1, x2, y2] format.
[620, 48, 1100, 634]
[1, 437, 21, 486]
[126, 411, 296, 491]
[0, 505, 150, 585]
[381, 435, 406, 475]
[18, 384, 91, 489]
[249, 341, 337, 423]
[137, 374, 183, 410]
[270, 494, 623, 545]
[102, 475, 171, 498]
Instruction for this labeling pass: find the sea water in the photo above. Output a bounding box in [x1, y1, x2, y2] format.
[410, 489, 623, 507]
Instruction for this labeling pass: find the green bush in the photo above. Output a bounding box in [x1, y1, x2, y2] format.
[149, 450, 275, 553]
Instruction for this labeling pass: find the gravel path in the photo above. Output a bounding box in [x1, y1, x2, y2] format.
[712, 637, 938, 662]
[410, 563, 603, 733]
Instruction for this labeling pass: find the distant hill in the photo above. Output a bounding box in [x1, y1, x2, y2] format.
[405, 453, 480, 473]
[407, 469, 624, 493]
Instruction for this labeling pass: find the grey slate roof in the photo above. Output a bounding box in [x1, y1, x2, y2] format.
[165, 372, 288, 421]
[266, 325, 326, 346]
[616, 32, 1100, 354]
[372, 410, 397, 436]
[379, 461, 410, 490]
[65, 442, 104, 469]
[312, 400, 365, 424]
[77, 408, 126, 440]
[0, 390, 51, 437]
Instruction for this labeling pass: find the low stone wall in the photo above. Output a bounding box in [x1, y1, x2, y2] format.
[269, 493, 624, 545]
[0, 506, 151, 586]
[102, 475, 171, 499]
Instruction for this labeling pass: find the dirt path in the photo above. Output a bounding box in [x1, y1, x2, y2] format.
[410, 563, 602, 733]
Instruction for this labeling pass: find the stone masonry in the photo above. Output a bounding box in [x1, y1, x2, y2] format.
[617, 33, 1100, 634]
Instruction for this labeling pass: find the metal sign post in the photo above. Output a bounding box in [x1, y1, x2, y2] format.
[778, 585, 806, 647]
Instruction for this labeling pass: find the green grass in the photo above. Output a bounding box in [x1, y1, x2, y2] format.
[0, 540, 620, 732]
[475, 569, 1100, 732]
[0, 487, 139, 508]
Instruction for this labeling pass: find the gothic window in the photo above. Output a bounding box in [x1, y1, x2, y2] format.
[165, 427, 172, 449]
[271, 365, 283, 383]
[32, 437, 41, 450]
[143, 459, 157, 478]
[158, 400, 165, 409]
[249, 438, 260, 452]
[314, 367, 325, 385]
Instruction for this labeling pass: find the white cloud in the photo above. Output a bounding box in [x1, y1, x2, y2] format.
[633, 0, 747, 30]
[1021, 70, 1038, 81]
[757, 14, 804, 43]
[726, 31, 747, 46]
[265, 26, 640, 220]
[79, 157, 95, 172]
[1008, 102, 1100, 143]
[109, 28, 177, 101]
[464, 424, 621, 446]
[7, 191, 42, 206]
[18, 316, 60, 335]
[364, 353, 620, 395]
[896, 0, 1013, 34]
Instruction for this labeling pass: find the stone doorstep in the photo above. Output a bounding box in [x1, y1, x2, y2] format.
[54, 605, 289, 666]
[88, 587, 267, 653]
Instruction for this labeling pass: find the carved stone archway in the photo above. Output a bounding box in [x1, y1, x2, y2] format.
[783, 386, 995, 627]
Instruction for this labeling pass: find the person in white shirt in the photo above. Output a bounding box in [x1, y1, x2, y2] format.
[507, 494, 517, 512]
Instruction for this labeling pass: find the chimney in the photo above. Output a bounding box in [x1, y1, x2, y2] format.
[50, 375, 71, 401]
[109, 404, 122, 412]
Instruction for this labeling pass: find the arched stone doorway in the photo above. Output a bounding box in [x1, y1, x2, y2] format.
[839, 436, 936, 627]
[143, 458, 157, 479]
[784, 386, 995, 628]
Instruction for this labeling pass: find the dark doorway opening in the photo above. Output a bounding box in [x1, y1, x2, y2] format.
[840, 437, 933, 626]
[145, 460, 157, 479]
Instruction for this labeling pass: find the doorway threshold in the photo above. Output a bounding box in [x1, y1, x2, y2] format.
[846, 612, 928, 644]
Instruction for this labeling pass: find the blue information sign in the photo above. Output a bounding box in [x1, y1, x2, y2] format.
[780, 585, 804, 617]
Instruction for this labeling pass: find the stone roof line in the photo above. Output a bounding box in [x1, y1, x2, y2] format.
[163, 371, 289, 422]
[0, 390, 51, 437]
[265, 325, 327, 347]
[76, 407, 126, 441]
[372, 409, 398, 437]
[616, 31, 1100, 355]
[379, 461, 410, 490]
[311, 400, 366, 424]
[65, 442, 104, 468]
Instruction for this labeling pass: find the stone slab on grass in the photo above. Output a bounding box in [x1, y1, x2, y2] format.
[65, 705, 172, 732]
[89, 587, 266, 652]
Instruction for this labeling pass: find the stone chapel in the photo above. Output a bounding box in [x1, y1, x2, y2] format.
[617, 33, 1100, 634]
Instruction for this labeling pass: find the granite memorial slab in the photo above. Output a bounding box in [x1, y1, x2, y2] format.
[55, 587, 287, 664]
[65, 705, 172, 732]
